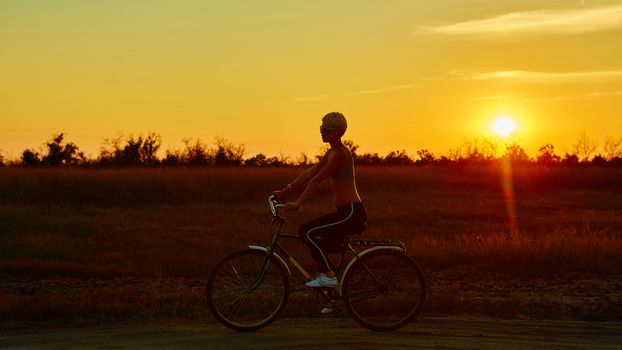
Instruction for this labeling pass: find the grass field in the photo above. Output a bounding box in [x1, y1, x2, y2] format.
[1, 166, 621, 325]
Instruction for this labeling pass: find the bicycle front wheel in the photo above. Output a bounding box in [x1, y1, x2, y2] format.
[343, 249, 425, 331]
[207, 249, 289, 331]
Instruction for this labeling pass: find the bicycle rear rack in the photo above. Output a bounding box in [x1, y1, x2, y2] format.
[320, 238, 406, 254]
[347, 239, 406, 250]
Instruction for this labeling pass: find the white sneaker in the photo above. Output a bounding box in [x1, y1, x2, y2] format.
[305, 273, 338, 288]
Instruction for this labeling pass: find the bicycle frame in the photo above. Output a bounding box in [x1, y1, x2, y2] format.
[249, 196, 407, 297]
[249, 216, 355, 297]
[259, 211, 315, 281]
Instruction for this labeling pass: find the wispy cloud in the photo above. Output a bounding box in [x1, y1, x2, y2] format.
[291, 95, 331, 103]
[452, 69, 622, 84]
[469, 95, 510, 101]
[414, 4, 622, 36]
[291, 83, 417, 103]
[523, 90, 622, 102]
[343, 84, 416, 96]
[468, 90, 622, 102]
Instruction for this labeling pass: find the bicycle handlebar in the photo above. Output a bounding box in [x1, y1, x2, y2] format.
[268, 194, 285, 218]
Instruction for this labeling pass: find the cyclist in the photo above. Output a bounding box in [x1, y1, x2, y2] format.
[273, 112, 367, 287]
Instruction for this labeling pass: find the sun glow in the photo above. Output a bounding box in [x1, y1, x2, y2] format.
[491, 116, 517, 138]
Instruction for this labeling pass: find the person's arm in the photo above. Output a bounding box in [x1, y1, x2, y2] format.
[274, 153, 328, 197]
[290, 150, 346, 208]
[288, 154, 328, 190]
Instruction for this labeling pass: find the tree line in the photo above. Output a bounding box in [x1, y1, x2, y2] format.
[1, 132, 622, 168]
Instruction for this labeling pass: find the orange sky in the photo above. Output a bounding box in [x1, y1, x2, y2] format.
[1, 1, 621, 160]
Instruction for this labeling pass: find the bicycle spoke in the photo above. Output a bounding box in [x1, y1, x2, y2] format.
[207, 249, 289, 331]
[344, 251, 425, 331]
[221, 276, 249, 293]
[346, 289, 381, 301]
[384, 252, 403, 286]
[218, 295, 245, 316]
[358, 260, 383, 286]
[228, 261, 240, 278]
[233, 295, 248, 319]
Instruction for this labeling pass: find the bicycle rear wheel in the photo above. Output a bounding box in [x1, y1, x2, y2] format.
[343, 249, 425, 331]
[207, 249, 289, 331]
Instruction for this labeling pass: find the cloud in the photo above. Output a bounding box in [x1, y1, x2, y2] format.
[523, 90, 622, 102]
[452, 69, 622, 84]
[469, 95, 510, 101]
[469, 90, 622, 102]
[291, 83, 417, 103]
[414, 4, 622, 36]
[291, 95, 331, 103]
[343, 84, 416, 96]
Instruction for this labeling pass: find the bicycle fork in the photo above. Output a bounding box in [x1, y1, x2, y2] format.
[248, 254, 272, 292]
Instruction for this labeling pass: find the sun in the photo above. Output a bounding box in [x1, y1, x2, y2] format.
[491, 116, 517, 138]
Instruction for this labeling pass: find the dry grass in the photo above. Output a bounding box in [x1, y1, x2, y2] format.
[1, 166, 621, 324]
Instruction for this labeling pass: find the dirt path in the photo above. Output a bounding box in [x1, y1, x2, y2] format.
[2, 317, 621, 350]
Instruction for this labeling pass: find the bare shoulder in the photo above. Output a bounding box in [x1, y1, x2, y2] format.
[336, 146, 351, 158]
[327, 147, 348, 163]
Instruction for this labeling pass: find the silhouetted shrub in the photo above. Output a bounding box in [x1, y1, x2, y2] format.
[213, 136, 245, 166]
[162, 149, 183, 167]
[415, 149, 436, 165]
[384, 150, 413, 165]
[505, 143, 530, 164]
[356, 152, 383, 166]
[9, 132, 622, 168]
[140, 133, 162, 166]
[245, 153, 268, 167]
[99, 132, 162, 167]
[182, 138, 213, 166]
[21, 149, 42, 167]
[536, 144, 561, 166]
[41, 133, 85, 166]
[561, 153, 579, 166]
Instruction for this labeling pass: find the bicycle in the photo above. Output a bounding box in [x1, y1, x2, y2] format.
[206, 195, 426, 331]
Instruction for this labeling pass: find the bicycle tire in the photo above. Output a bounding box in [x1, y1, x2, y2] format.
[343, 249, 425, 331]
[207, 249, 289, 331]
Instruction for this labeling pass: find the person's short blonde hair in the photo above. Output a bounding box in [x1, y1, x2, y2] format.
[322, 112, 348, 136]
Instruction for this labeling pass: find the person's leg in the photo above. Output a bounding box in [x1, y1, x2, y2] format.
[300, 204, 368, 287]
[298, 212, 344, 274]
[300, 204, 361, 272]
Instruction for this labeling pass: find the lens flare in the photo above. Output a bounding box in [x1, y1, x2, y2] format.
[501, 157, 518, 234]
